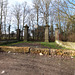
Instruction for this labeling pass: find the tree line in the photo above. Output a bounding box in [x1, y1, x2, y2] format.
[0, 0, 75, 41]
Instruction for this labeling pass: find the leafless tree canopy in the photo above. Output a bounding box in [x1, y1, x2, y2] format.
[0, 0, 75, 41]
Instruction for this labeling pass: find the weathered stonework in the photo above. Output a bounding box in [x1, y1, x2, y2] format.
[0, 19, 1, 40]
[0, 46, 30, 53]
[0, 46, 75, 57]
[55, 28, 59, 41]
[30, 48, 50, 55]
[45, 24, 49, 42]
[24, 25, 29, 41]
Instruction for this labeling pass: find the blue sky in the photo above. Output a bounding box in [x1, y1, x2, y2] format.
[6, 0, 33, 34]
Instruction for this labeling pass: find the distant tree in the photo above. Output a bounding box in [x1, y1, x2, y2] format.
[22, 2, 28, 28]
[0, 0, 8, 40]
[30, 13, 35, 40]
[12, 3, 22, 30]
[39, 0, 51, 25]
[33, 0, 40, 40]
[0, 0, 3, 40]
[51, 20, 53, 37]
[12, 3, 22, 40]
[8, 24, 11, 39]
[33, 0, 40, 26]
[3, 0, 8, 37]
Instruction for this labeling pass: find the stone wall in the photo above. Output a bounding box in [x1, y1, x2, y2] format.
[56, 40, 75, 50]
[0, 46, 30, 53]
[0, 46, 75, 57]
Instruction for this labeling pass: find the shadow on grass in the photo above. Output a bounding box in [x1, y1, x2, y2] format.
[0, 40, 19, 46]
[0, 40, 39, 46]
[0, 40, 70, 50]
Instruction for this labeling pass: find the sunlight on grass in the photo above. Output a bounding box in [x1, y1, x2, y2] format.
[40, 42, 66, 49]
[73, 56, 75, 58]
[0, 41, 72, 50]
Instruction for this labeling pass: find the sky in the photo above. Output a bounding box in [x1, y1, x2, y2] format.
[8, 0, 33, 6]
[5, 0, 33, 34]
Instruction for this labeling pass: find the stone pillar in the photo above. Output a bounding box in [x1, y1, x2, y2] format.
[0, 24, 1, 40]
[45, 24, 49, 42]
[24, 25, 29, 41]
[55, 28, 59, 41]
[17, 29, 20, 41]
[0, 18, 1, 40]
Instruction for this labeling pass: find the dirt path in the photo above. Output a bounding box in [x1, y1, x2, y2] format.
[0, 52, 75, 75]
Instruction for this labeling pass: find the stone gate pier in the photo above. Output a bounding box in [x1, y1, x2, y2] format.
[55, 28, 60, 41]
[24, 24, 29, 41]
[45, 24, 49, 42]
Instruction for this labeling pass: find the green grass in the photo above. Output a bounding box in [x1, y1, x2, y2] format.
[40, 42, 66, 49]
[0, 41, 24, 46]
[0, 40, 39, 46]
[73, 56, 75, 58]
[0, 40, 70, 49]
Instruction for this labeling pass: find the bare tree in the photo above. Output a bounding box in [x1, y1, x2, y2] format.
[30, 13, 35, 39]
[0, 0, 8, 40]
[22, 2, 28, 28]
[33, 0, 40, 26]
[12, 3, 22, 30]
[51, 0, 75, 41]
[12, 3, 22, 40]
[0, 0, 3, 40]
[33, 0, 41, 40]
[39, 0, 51, 25]
[51, 20, 53, 37]
[3, 0, 8, 37]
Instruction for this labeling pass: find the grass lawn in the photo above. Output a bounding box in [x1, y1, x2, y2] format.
[40, 42, 66, 49]
[0, 41, 39, 46]
[0, 40, 67, 49]
[0, 41, 25, 46]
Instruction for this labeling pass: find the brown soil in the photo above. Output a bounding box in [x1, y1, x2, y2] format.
[0, 52, 75, 75]
[12, 42, 49, 48]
